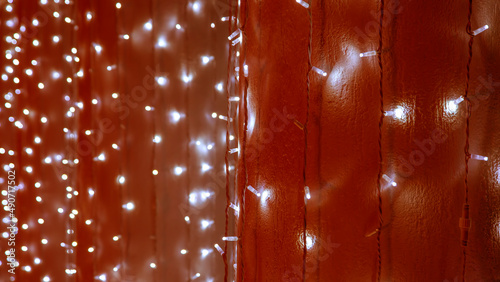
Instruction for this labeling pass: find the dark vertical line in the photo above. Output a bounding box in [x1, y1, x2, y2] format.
[223, 0, 234, 281]
[150, 0, 158, 281]
[316, 1, 326, 280]
[240, 0, 249, 279]
[114, 2, 126, 279]
[376, 0, 385, 281]
[461, 1, 474, 281]
[181, 0, 191, 280]
[302, 1, 313, 281]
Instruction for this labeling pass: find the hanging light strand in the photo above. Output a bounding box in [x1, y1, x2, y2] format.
[301, 2, 313, 281]
[376, 0, 386, 281]
[238, 0, 250, 279]
[223, 0, 235, 280]
[461, 0, 474, 281]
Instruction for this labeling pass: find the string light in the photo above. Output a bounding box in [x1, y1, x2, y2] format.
[359, 50, 377, 57]
[472, 25, 489, 36]
[295, 0, 310, 9]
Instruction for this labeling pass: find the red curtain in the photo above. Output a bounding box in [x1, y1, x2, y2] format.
[1, 0, 230, 281]
[237, 0, 500, 281]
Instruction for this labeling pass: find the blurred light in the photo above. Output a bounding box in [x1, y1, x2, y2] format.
[174, 166, 183, 175]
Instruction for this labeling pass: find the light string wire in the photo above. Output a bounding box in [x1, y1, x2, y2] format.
[376, 0, 385, 281]
[223, 0, 234, 280]
[239, 0, 249, 279]
[462, 0, 474, 280]
[114, 2, 126, 279]
[86, 0, 99, 278]
[150, 0, 158, 280]
[181, 0, 192, 279]
[67, 0, 78, 276]
[302, 2, 313, 281]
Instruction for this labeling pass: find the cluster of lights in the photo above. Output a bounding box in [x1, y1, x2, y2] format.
[0, 0, 236, 280]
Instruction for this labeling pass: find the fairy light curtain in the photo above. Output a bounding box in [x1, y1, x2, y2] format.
[0, 0, 233, 281]
[235, 0, 500, 281]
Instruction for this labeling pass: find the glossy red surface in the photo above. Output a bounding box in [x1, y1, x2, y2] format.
[237, 0, 500, 281]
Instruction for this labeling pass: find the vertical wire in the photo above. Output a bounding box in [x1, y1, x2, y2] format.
[240, 0, 249, 278]
[462, 0, 474, 281]
[150, 0, 158, 280]
[114, 2, 126, 279]
[302, 2, 313, 281]
[376, 0, 385, 281]
[181, 0, 192, 279]
[223, 0, 234, 280]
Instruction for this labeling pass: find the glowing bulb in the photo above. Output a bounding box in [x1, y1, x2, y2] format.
[53, 36, 60, 43]
[385, 106, 405, 120]
[86, 12, 92, 20]
[38, 83, 44, 89]
[150, 263, 156, 268]
[471, 154, 488, 161]
[312, 66, 327, 77]
[152, 169, 158, 175]
[201, 56, 212, 65]
[118, 176, 125, 184]
[123, 202, 135, 210]
[472, 25, 489, 36]
[201, 163, 211, 172]
[96, 153, 105, 161]
[201, 219, 213, 229]
[116, 2, 121, 9]
[247, 185, 261, 197]
[88, 247, 94, 252]
[94, 44, 102, 53]
[157, 37, 167, 48]
[182, 73, 193, 83]
[192, 1, 201, 13]
[41, 239, 48, 244]
[144, 20, 153, 30]
[180, 249, 188, 254]
[360, 50, 377, 57]
[304, 186, 311, 200]
[184, 216, 190, 223]
[214, 244, 224, 255]
[215, 82, 223, 92]
[156, 76, 167, 86]
[222, 236, 238, 241]
[113, 236, 119, 241]
[174, 166, 183, 175]
[201, 249, 212, 258]
[175, 24, 181, 30]
[382, 174, 397, 187]
[153, 135, 162, 143]
[170, 111, 181, 122]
